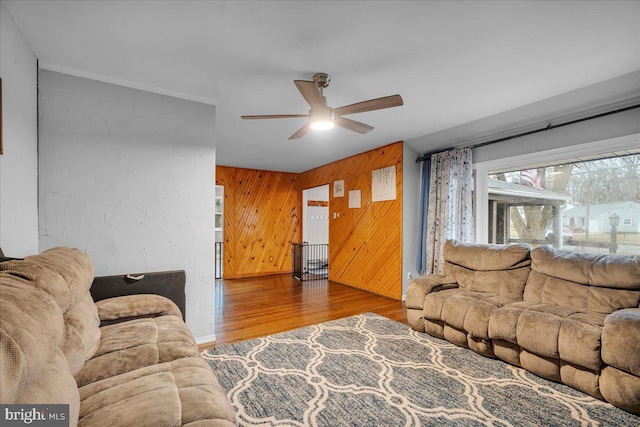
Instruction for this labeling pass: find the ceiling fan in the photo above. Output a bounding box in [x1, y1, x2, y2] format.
[241, 73, 403, 140]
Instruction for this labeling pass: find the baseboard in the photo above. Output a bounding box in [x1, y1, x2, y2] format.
[225, 270, 293, 280]
[195, 334, 216, 346]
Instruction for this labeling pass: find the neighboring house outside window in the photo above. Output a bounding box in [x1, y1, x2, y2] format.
[474, 135, 640, 256]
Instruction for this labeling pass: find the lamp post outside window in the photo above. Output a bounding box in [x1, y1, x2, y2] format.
[609, 213, 620, 254]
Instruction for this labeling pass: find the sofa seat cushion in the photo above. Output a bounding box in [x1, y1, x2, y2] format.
[75, 316, 199, 387]
[78, 357, 237, 427]
[558, 312, 605, 371]
[489, 302, 605, 371]
[423, 288, 464, 321]
[440, 291, 518, 339]
[489, 302, 576, 347]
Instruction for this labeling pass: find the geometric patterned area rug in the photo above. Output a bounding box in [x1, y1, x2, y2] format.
[203, 313, 639, 427]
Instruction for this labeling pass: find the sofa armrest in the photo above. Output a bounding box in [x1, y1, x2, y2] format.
[602, 308, 640, 377]
[406, 275, 458, 309]
[96, 294, 183, 325]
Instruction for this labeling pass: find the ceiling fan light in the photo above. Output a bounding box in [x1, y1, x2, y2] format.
[310, 120, 335, 130]
[309, 109, 335, 131]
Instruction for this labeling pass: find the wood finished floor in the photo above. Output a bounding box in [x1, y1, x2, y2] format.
[200, 274, 407, 350]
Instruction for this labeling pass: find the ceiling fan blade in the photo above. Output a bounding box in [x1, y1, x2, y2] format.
[289, 122, 312, 140]
[335, 117, 374, 134]
[333, 94, 403, 116]
[294, 80, 325, 109]
[241, 114, 308, 119]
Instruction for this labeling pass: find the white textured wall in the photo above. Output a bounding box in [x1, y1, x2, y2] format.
[38, 70, 217, 341]
[0, 3, 39, 256]
[472, 107, 640, 163]
[405, 71, 640, 163]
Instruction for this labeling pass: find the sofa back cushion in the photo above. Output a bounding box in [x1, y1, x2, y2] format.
[62, 293, 101, 374]
[0, 248, 100, 372]
[525, 246, 640, 314]
[443, 240, 532, 299]
[0, 247, 95, 312]
[0, 273, 80, 426]
[0, 273, 64, 402]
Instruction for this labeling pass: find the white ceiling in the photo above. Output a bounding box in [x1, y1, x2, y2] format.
[4, 1, 640, 173]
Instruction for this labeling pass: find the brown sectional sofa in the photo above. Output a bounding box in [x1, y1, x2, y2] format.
[407, 240, 640, 415]
[0, 247, 237, 426]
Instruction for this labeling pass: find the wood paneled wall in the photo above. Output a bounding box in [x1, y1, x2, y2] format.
[217, 141, 403, 299]
[216, 166, 300, 279]
[299, 141, 403, 299]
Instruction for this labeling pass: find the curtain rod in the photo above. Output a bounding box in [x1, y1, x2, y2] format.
[415, 103, 640, 163]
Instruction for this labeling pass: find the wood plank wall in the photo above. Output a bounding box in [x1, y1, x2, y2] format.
[299, 141, 403, 299]
[217, 141, 403, 299]
[216, 166, 301, 279]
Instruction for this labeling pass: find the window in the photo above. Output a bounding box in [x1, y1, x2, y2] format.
[474, 134, 640, 256]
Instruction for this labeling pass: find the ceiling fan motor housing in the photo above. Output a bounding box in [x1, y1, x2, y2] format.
[313, 72, 330, 88]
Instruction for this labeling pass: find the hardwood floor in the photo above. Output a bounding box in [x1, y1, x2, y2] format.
[199, 274, 407, 350]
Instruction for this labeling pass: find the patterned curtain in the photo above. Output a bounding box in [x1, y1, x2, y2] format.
[425, 147, 473, 274]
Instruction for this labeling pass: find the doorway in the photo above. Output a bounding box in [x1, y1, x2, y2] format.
[214, 185, 224, 279]
[296, 184, 329, 280]
[303, 184, 329, 244]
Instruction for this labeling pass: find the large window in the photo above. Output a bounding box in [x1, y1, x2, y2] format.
[487, 154, 639, 255]
[474, 134, 640, 256]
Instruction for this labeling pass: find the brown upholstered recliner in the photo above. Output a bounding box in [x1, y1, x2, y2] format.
[0, 247, 237, 426]
[407, 240, 640, 415]
[488, 245, 640, 413]
[406, 240, 532, 357]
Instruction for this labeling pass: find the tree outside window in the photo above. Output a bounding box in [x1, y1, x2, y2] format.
[488, 154, 640, 255]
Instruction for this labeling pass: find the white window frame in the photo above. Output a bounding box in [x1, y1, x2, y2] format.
[473, 133, 640, 244]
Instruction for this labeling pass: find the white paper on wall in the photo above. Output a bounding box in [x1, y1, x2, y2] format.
[348, 190, 361, 209]
[372, 165, 396, 202]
